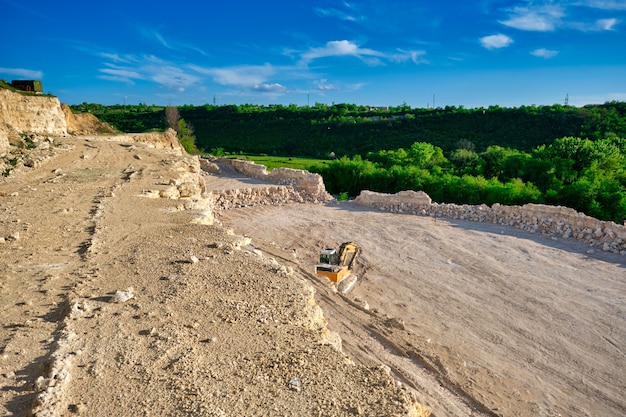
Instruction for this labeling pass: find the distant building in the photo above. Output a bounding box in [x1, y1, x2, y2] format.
[11, 80, 43, 93]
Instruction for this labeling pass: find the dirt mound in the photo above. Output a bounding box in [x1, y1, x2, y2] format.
[62, 104, 117, 135]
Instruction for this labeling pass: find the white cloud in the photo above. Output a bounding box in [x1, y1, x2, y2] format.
[190, 63, 276, 86]
[316, 79, 338, 91]
[0, 67, 43, 79]
[301, 40, 383, 63]
[596, 18, 619, 29]
[577, 0, 626, 10]
[531, 48, 559, 58]
[314, 7, 359, 21]
[500, 5, 564, 31]
[314, 79, 364, 94]
[300, 40, 425, 66]
[251, 83, 288, 93]
[479, 34, 514, 49]
[396, 49, 429, 65]
[154, 32, 170, 49]
[501, 2, 622, 33]
[150, 66, 200, 91]
[314, 1, 364, 22]
[570, 17, 620, 31]
[100, 53, 136, 64]
[99, 55, 201, 91]
[100, 67, 142, 80]
[138, 27, 207, 56]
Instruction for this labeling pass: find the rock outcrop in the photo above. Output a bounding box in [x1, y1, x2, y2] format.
[0, 89, 68, 154]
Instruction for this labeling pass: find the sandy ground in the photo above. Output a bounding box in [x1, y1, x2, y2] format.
[215, 180, 626, 416]
[0, 137, 426, 417]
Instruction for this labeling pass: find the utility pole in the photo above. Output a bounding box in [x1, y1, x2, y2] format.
[213, 94, 216, 106]
[433, 94, 435, 109]
[564, 93, 569, 106]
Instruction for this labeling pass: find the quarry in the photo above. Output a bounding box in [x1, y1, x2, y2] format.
[1, 89, 624, 416]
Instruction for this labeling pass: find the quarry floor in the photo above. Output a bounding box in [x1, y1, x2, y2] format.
[212, 172, 626, 416]
[0, 134, 624, 417]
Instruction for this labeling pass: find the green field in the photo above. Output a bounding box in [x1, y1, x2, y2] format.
[224, 154, 330, 171]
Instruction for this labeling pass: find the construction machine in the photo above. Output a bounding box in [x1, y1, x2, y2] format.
[315, 242, 361, 294]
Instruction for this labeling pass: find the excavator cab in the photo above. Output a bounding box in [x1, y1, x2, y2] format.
[319, 248, 339, 266]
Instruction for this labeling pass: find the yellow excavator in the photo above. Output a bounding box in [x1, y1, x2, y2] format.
[315, 242, 361, 294]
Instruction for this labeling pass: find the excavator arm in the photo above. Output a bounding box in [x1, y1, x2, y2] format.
[338, 242, 360, 270]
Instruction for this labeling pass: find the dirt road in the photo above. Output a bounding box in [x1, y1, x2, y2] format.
[218, 196, 626, 416]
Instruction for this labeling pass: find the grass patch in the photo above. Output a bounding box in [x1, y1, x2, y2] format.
[223, 154, 331, 171]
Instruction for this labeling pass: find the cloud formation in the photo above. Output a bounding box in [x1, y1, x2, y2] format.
[479, 34, 514, 49]
[0, 67, 43, 79]
[300, 40, 425, 66]
[531, 48, 559, 58]
[98, 55, 201, 92]
[300, 40, 385, 64]
[580, 0, 626, 10]
[251, 83, 287, 93]
[499, 2, 621, 32]
[190, 63, 276, 86]
[500, 5, 564, 31]
[597, 18, 619, 29]
[314, 7, 359, 22]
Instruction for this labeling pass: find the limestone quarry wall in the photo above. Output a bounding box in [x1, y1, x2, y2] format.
[221, 158, 332, 202]
[354, 190, 626, 255]
[0, 89, 68, 154]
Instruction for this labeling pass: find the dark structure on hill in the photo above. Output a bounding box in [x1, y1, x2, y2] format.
[11, 80, 43, 93]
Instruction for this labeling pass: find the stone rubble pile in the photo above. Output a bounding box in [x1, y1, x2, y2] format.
[210, 185, 327, 210]
[354, 190, 626, 255]
[203, 158, 332, 210]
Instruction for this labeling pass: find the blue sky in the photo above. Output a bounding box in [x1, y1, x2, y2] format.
[1, 0, 625, 108]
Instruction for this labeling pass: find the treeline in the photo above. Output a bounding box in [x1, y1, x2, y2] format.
[71, 101, 626, 222]
[311, 136, 626, 223]
[72, 101, 626, 156]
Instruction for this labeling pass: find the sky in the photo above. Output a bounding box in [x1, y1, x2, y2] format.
[1, 0, 625, 108]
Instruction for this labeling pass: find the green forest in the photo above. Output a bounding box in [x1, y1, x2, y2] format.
[71, 101, 626, 223]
